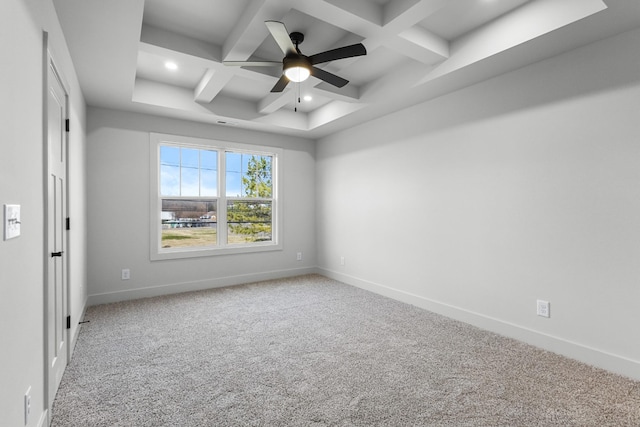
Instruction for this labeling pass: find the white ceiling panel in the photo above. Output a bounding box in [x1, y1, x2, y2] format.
[136, 51, 207, 89]
[143, 0, 250, 44]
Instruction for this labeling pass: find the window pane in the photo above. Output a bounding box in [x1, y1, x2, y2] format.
[160, 146, 180, 167]
[201, 150, 217, 171]
[201, 168, 217, 197]
[200, 150, 217, 197]
[245, 155, 272, 198]
[225, 152, 242, 197]
[226, 152, 241, 172]
[225, 153, 272, 197]
[181, 148, 199, 168]
[161, 199, 217, 248]
[160, 146, 180, 196]
[181, 166, 200, 196]
[160, 164, 180, 196]
[227, 200, 272, 244]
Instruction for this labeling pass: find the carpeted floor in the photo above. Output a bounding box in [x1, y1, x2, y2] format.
[51, 275, 639, 426]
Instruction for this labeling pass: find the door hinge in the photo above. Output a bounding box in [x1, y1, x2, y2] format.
[66, 316, 71, 330]
[66, 217, 70, 231]
[65, 119, 70, 132]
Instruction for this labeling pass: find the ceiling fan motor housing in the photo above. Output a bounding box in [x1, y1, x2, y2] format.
[283, 55, 311, 70]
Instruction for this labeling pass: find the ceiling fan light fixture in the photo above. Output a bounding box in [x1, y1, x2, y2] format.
[284, 66, 310, 82]
[283, 56, 311, 82]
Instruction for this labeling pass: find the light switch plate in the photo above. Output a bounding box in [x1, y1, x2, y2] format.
[4, 204, 21, 240]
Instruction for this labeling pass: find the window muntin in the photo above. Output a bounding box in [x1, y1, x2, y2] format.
[160, 146, 217, 197]
[151, 133, 281, 260]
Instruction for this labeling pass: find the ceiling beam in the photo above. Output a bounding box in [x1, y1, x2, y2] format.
[308, 100, 367, 130]
[378, 0, 450, 64]
[399, 25, 449, 59]
[313, 81, 360, 102]
[296, 0, 380, 38]
[323, 0, 383, 26]
[222, 0, 295, 61]
[194, 68, 235, 104]
[383, 0, 449, 31]
[258, 91, 292, 114]
[299, 0, 449, 66]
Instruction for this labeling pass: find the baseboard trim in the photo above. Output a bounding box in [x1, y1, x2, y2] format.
[68, 300, 87, 360]
[87, 267, 318, 306]
[318, 268, 640, 381]
[38, 409, 47, 427]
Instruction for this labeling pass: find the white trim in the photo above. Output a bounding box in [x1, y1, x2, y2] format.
[87, 267, 317, 305]
[37, 409, 47, 427]
[149, 132, 283, 260]
[68, 299, 87, 360]
[318, 268, 640, 381]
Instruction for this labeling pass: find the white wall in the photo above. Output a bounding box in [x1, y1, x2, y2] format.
[0, 0, 87, 425]
[316, 28, 640, 380]
[86, 108, 316, 304]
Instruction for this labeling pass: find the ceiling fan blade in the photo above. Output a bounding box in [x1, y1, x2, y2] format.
[310, 66, 349, 88]
[270, 75, 290, 92]
[265, 21, 296, 55]
[223, 61, 281, 67]
[309, 43, 366, 65]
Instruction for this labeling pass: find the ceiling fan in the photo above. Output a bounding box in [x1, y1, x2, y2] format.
[223, 21, 367, 93]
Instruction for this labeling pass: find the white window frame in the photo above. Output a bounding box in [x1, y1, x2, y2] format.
[150, 133, 283, 260]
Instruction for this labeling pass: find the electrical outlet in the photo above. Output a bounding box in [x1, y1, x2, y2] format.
[24, 386, 31, 425]
[537, 299, 550, 318]
[340, 256, 345, 266]
[296, 252, 303, 261]
[121, 269, 130, 280]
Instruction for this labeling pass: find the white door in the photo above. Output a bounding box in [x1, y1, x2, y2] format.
[46, 57, 68, 408]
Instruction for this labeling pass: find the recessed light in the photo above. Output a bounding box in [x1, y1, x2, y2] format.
[303, 95, 312, 102]
[165, 61, 178, 71]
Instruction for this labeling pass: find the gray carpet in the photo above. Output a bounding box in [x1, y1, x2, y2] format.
[51, 275, 639, 426]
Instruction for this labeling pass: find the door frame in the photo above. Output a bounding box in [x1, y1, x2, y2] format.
[43, 30, 71, 421]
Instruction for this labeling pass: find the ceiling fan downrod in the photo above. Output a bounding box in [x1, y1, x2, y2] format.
[289, 31, 304, 52]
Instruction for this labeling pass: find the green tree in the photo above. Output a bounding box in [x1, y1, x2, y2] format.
[227, 156, 272, 242]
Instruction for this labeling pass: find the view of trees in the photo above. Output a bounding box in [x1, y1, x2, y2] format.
[227, 155, 273, 242]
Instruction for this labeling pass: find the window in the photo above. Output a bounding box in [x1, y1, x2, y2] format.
[150, 133, 282, 260]
[225, 152, 273, 244]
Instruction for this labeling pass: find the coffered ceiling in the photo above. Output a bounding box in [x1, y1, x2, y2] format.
[54, 0, 640, 138]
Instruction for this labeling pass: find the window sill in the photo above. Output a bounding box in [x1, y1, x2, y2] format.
[150, 241, 283, 261]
